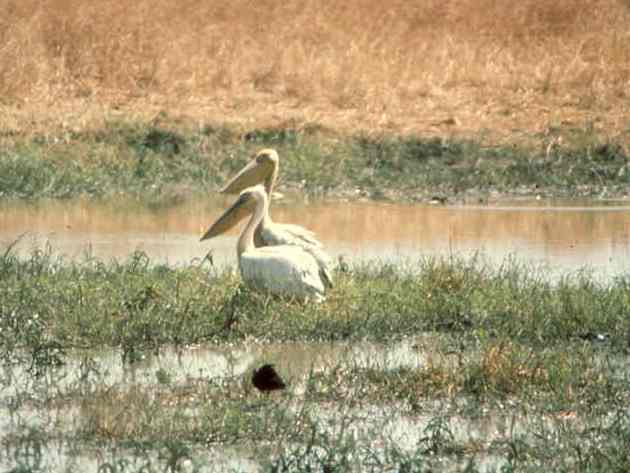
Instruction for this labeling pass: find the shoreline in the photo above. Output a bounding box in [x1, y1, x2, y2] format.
[1, 117, 628, 205]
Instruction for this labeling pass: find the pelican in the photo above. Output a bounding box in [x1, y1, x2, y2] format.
[213, 148, 333, 285]
[221, 149, 324, 246]
[201, 185, 330, 302]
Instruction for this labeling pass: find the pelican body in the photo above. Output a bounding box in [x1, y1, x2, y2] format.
[201, 185, 329, 302]
[210, 148, 333, 286]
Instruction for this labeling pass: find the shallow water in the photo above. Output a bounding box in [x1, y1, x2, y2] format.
[0, 338, 438, 472]
[1, 196, 630, 279]
[2, 336, 627, 472]
[0, 338, 428, 403]
[0, 441, 260, 473]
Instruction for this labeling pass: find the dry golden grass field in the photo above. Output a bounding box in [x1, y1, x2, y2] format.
[1, 0, 630, 144]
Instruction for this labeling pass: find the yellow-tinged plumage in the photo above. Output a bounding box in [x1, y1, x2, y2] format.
[205, 148, 333, 287]
[201, 185, 329, 302]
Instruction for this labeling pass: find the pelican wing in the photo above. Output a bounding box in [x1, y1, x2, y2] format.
[261, 222, 323, 248]
[301, 245, 334, 289]
[259, 222, 333, 288]
[240, 246, 326, 302]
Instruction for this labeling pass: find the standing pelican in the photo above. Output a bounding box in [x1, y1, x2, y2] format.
[213, 148, 333, 286]
[201, 185, 329, 302]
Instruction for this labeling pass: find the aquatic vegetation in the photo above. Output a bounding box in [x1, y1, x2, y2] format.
[1, 247, 630, 471]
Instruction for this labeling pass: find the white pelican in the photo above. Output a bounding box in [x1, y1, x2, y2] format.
[213, 148, 333, 286]
[201, 185, 330, 302]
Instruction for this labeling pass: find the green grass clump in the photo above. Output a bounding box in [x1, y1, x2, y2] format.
[1, 121, 628, 203]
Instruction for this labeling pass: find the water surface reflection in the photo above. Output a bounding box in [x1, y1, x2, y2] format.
[1, 197, 630, 278]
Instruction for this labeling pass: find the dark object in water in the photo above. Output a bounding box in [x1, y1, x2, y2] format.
[578, 331, 609, 343]
[252, 364, 286, 392]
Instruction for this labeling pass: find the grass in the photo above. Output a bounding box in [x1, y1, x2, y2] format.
[1, 120, 629, 204]
[1, 0, 629, 142]
[2, 246, 630, 351]
[2, 246, 630, 470]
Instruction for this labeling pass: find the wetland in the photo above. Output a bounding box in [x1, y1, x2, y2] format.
[2, 184, 630, 471]
[3, 0, 630, 469]
[2, 65, 630, 473]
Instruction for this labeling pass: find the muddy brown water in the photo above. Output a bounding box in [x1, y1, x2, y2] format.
[1, 196, 630, 278]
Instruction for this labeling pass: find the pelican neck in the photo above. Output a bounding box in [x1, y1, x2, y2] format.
[237, 191, 269, 256]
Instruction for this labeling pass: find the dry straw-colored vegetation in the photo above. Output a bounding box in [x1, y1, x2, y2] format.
[1, 0, 629, 140]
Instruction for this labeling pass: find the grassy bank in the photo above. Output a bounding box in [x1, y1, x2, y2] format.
[2, 246, 630, 351]
[2, 248, 630, 471]
[1, 120, 629, 204]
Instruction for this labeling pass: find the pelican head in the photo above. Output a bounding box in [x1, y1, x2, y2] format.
[200, 185, 264, 242]
[221, 149, 279, 195]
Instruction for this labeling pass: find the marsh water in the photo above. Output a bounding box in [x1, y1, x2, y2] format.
[2, 196, 630, 471]
[3, 336, 624, 472]
[2, 195, 630, 279]
[0, 338, 588, 472]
